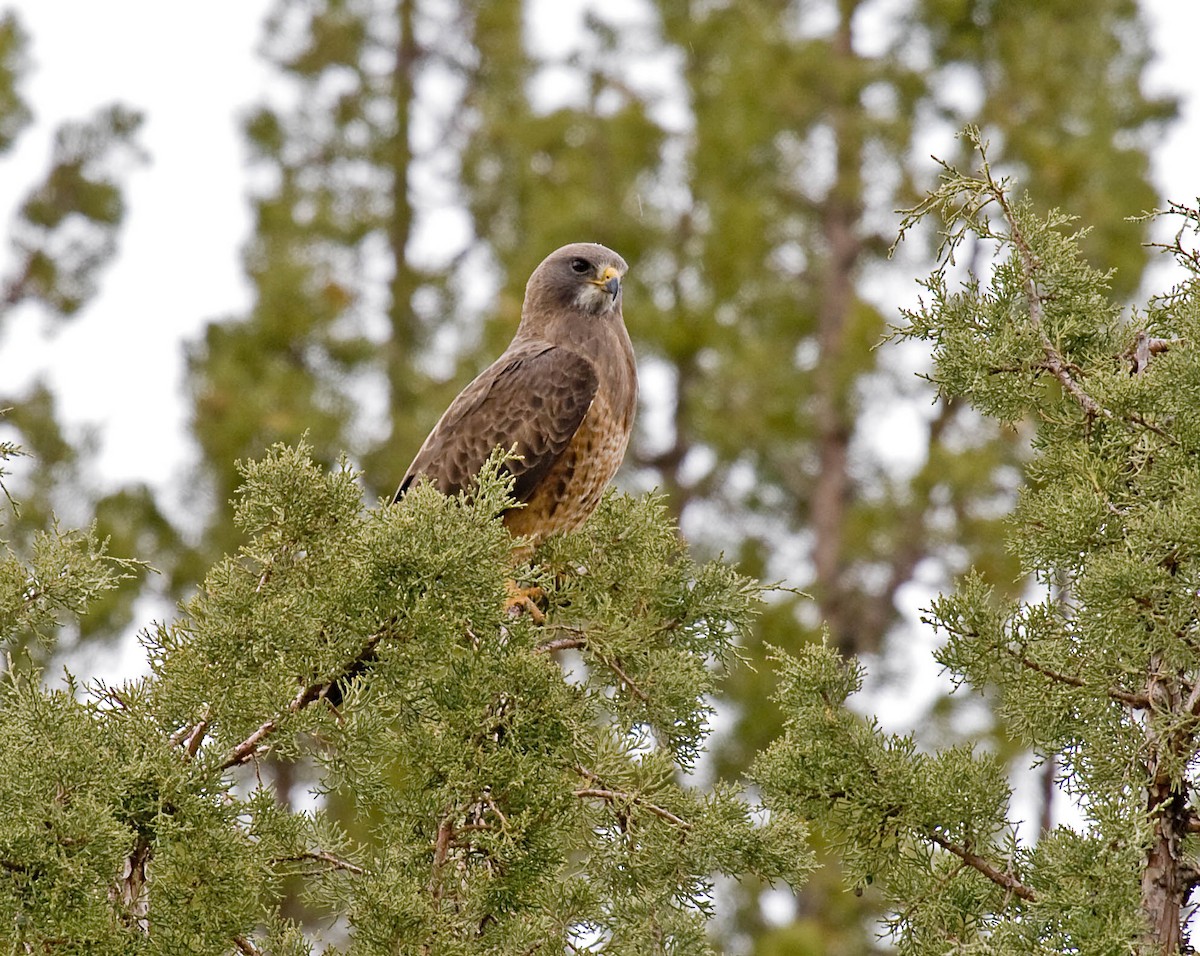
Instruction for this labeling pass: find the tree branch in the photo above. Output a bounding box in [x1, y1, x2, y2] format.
[573, 765, 691, 831]
[535, 635, 587, 654]
[1128, 332, 1181, 376]
[1140, 654, 1193, 954]
[603, 656, 649, 703]
[271, 850, 366, 876]
[536, 631, 649, 701]
[232, 934, 262, 955]
[1002, 645, 1149, 708]
[183, 712, 208, 759]
[978, 145, 1109, 423]
[111, 835, 152, 932]
[219, 630, 389, 769]
[429, 813, 455, 900]
[928, 832, 1036, 902]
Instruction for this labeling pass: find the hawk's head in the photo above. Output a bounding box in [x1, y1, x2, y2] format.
[525, 243, 628, 318]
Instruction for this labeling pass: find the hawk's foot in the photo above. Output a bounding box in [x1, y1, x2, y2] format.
[504, 581, 546, 624]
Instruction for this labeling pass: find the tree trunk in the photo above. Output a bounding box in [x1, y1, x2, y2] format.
[1140, 657, 1193, 954]
[811, 0, 864, 654]
[386, 0, 420, 437]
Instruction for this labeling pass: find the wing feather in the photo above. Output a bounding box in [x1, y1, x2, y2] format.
[395, 344, 598, 503]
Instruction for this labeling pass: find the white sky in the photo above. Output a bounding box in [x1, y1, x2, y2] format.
[1, 2, 272, 498]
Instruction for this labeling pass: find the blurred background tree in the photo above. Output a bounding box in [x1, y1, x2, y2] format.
[0, 10, 190, 663]
[1, 0, 1179, 952]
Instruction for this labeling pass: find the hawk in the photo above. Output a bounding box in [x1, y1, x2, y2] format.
[323, 244, 636, 706]
[395, 242, 637, 545]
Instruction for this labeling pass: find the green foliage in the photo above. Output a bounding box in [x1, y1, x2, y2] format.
[0, 395, 188, 655]
[0, 441, 810, 952]
[756, 644, 1027, 936]
[0, 12, 30, 155]
[0, 442, 138, 651]
[3, 2, 1182, 950]
[756, 142, 1200, 953]
[4, 103, 145, 318]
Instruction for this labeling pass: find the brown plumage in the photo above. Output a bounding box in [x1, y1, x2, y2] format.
[396, 242, 637, 545]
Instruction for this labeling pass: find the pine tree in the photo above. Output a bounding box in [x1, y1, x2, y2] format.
[625, 3, 1171, 947]
[755, 133, 1200, 955]
[0, 440, 811, 952]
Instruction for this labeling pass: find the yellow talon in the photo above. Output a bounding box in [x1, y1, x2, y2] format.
[504, 581, 546, 624]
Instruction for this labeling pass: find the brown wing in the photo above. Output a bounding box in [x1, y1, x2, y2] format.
[395, 343, 599, 504]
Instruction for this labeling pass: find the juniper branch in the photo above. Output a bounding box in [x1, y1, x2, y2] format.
[220, 630, 389, 769]
[928, 832, 1036, 902]
[574, 765, 691, 831]
[1002, 645, 1150, 709]
[973, 148, 1109, 422]
[271, 850, 366, 876]
[535, 630, 649, 701]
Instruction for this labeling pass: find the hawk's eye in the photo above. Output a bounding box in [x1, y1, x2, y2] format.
[569, 257, 591, 275]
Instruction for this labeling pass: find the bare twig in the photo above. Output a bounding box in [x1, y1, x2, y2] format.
[535, 635, 588, 654]
[111, 836, 152, 932]
[429, 814, 455, 900]
[232, 934, 262, 955]
[271, 850, 366, 876]
[1145, 201, 1200, 274]
[183, 712, 209, 759]
[602, 656, 649, 703]
[482, 788, 511, 832]
[573, 788, 692, 830]
[535, 632, 650, 701]
[928, 832, 1036, 902]
[221, 713, 286, 771]
[573, 765, 691, 831]
[1129, 332, 1182, 375]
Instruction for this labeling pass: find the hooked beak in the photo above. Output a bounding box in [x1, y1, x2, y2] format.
[594, 265, 622, 298]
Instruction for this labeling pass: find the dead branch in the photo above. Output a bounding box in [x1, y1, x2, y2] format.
[535, 635, 588, 654]
[429, 814, 455, 900]
[232, 934, 261, 955]
[183, 712, 209, 759]
[1129, 332, 1182, 376]
[111, 835, 152, 932]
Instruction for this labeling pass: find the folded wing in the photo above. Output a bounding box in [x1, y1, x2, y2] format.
[395, 343, 599, 504]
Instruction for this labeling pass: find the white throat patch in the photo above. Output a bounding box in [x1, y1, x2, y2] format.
[575, 283, 618, 314]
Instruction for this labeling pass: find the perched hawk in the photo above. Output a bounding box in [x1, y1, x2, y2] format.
[323, 244, 635, 705]
[396, 242, 638, 545]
